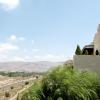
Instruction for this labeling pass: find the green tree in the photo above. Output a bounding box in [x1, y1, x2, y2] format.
[75, 45, 82, 55]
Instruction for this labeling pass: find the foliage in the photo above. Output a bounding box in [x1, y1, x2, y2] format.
[21, 65, 100, 100]
[5, 92, 10, 97]
[75, 45, 82, 55]
[96, 50, 99, 55]
[11, 86, 14, 89]
[25, 81, 29, 85]
[21, 80, 41, 100]
[0, 71, 43, 77]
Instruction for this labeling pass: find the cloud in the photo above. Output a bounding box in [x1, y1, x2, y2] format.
[9, 35, 17, 41]
[0, 43, 19, 53]
[0, 56, 25, 62]
[32, 54, 68, 62]
[0, 53, 69, 62]
[0, 35, 69, 62]
[32, 49, 39, 53]
[32, 40, 34, 44]
[12, 56, 25, 61]
[19, 37, 25, 41]
[4, 54, 68, 62]
[8, 35, 25, 41]
[0, 0, 20, 11]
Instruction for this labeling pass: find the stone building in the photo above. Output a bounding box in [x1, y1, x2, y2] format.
[74, 24, 100, 74]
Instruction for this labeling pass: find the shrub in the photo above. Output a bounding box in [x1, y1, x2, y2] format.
[5, 92, 10, 97]
[11, 86, 14, 89]
[21, 65, 100, 100]
[25, 81, 29, 85]
[96, 50, 99, 55]
[36, 76, 38, 79]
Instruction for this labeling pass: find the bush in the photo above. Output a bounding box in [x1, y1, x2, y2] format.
[36, 76, 38, 79]
[25, 81, 29, 85]
[5, 92, 10, 97]
[21, 65, 100, 100]
[96, 50, 99, 55]
[11, 86, 14, 89]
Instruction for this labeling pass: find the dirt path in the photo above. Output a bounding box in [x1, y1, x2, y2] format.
[9, 78, 36, 100]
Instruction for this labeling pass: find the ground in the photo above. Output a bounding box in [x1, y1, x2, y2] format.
[0, 75, 35, 100]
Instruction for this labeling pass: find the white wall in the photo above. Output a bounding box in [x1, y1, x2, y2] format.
[94, 32, 100, 54]
[73, 55, 100, 74]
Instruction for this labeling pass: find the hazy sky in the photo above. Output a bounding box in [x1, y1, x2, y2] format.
[0, 0, 100, 62]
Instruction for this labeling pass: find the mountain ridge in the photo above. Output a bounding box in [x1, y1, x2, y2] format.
[0, 61, 64, 72]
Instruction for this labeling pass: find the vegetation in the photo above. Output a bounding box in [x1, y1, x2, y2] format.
[25, 81, 29, 85]
[75, 45, 82, 55]
[21, 65, 100, 100]
[11, 86, 14, 90]
[5, 92, 10, 97]
[0, 71, 43, 77]
[96, 50, 99, 55]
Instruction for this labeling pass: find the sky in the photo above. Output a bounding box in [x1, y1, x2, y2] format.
[0, 0, 100, 62]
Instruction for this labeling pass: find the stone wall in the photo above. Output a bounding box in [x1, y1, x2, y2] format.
[73, 55, 100, 74]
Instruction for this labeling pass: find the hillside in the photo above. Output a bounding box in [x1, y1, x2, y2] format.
[0, 61, 63, 72]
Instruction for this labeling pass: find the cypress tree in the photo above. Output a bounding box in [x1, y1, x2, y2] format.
[75, 45, 82, 55]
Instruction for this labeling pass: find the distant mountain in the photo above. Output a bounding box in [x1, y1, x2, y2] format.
[0, 61, 64, 72]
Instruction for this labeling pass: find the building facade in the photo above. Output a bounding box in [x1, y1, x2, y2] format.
[82, 24, 100, 55]
[94, 24, 100, 55]
[74, 24, 100, 74]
